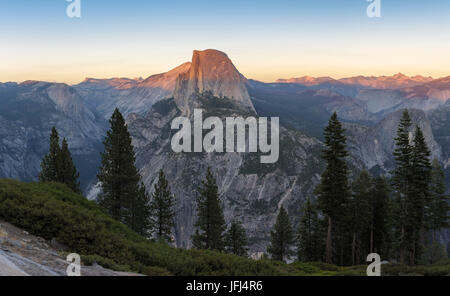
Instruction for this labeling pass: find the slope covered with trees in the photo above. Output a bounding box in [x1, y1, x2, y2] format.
[0, 179, 411, 276]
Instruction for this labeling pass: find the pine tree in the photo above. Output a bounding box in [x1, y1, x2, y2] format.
[39, 128, 80, 194]
[58, 138, 81, 194]
[192, 167, 226, 251]
[428, 159, 449, 243]
[267, 206, 294, 262]
[126, 182, 152, 237]
[225, 220, 248, 257]
[392, 109, 413, 264]
[97, 108, 150, 235]
[369, 176, 391, 258]
[150, 170, 175, 242]
[349, 171, 372, 265]
[39, 127, 61, 182]
[420, 242, 448, 265]
[316, 112, 350, 264]
[409, 125, 432, 264]
[297, 198, 323, 262]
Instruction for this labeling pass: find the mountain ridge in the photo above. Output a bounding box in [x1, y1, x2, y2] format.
[276, 73, 437, 90]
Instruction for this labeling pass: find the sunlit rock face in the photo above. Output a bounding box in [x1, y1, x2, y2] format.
[174, 49, 255, 114]
[75, 62, 192, 119]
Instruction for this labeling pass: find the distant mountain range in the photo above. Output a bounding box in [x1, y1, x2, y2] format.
[276, 73, 434, 89]
[1, 49, 449, 252]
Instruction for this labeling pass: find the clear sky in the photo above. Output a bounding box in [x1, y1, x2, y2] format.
[0, 0, 449, 84]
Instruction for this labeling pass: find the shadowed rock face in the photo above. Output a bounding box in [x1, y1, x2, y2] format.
[345, 109, 441, 173]
[127, 98, 324, 252]
[174, 49, 255, 114]
[0, 81, 106, 191]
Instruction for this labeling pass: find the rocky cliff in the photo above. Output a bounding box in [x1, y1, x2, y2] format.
[0, 82, 106, 190]
[345, 109, 442, 173]
[127, 97, 323, 252]
[173, 49, 255, 115]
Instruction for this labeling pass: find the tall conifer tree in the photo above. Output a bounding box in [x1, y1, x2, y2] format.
[39, 127, 61, 182]
[410, 126, 432, 263]
[58, 138, 81, 194]
[39, 128, 80, 194]
[267, 206, 294, 262]
[369, 176, 391, 257]
[126, 182, 152, 237]
[392, 109, 413, 264]
[97, 108, 151, 235]
[316, 112, 350, 264]
[349, 171, 372, 265]
[150, 170, 176, 242]
[225, 220, 248, 257]
[297, 198, 323, 262]
[192, 168, 226, 251]
[428, 159, 449, 242]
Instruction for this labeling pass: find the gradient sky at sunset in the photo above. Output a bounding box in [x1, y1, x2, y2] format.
[1, 0, 449, 84]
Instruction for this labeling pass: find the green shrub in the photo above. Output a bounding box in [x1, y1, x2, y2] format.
[383, 264, 450, 276]
[80, 254, 131, 271]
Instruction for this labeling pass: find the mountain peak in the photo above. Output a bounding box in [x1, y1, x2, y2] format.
[173, 49, 255, 114]
[193, 48, 229, 59]
[392, 72, 408, 79]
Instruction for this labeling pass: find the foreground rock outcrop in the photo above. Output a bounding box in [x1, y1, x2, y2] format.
[0, 221, 141, 276]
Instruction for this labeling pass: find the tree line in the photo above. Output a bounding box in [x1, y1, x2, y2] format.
[265, 110, 449, 265]
[39, 108, 449, 265]
[40, 110, 173, 240]
[38, 108, 247, 255]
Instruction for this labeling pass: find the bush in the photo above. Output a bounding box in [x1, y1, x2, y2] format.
[383, 264, 450, 276]
[81, 254, 132, 272]
[419, 243, 448, 265]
